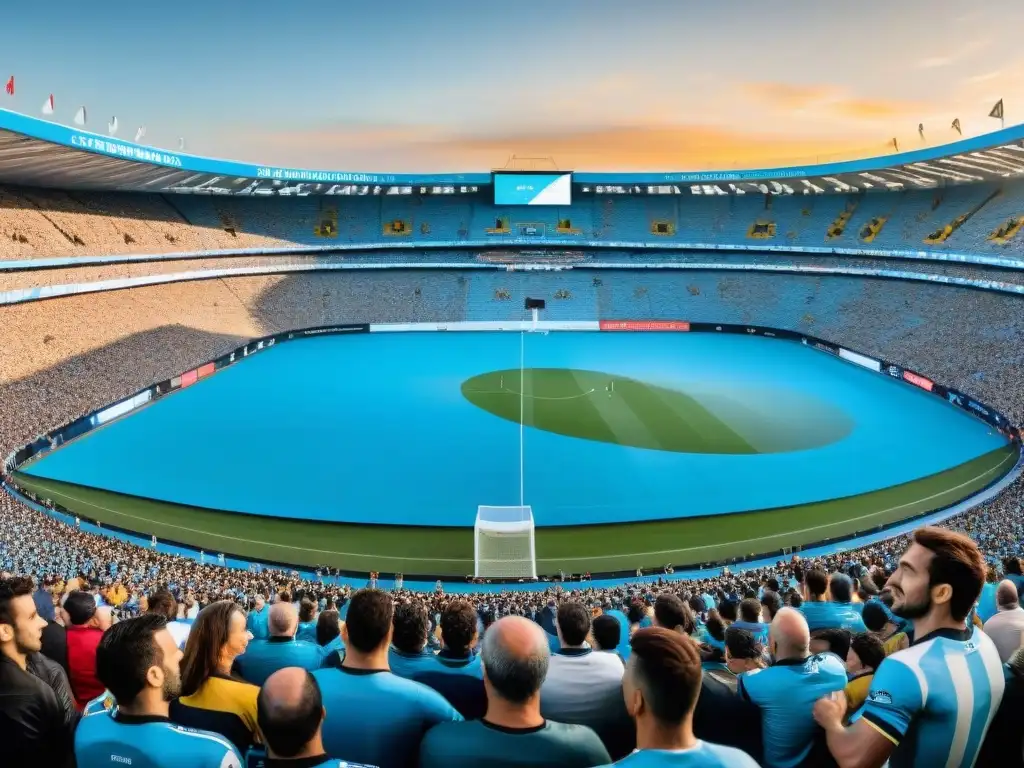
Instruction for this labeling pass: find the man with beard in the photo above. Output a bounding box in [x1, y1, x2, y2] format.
[813, 527, 1004, 768]
[74, 614, 243, 768]
[0, 575, 78, 767]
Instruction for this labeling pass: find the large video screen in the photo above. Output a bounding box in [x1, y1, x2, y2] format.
[493, 172, 572, 206]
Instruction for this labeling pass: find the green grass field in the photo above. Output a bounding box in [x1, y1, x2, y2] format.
[13, 444, 1016, 576]
[461, 368, 852, 454]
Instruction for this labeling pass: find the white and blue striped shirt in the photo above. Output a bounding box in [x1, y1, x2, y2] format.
[855, 624, 1004, 768]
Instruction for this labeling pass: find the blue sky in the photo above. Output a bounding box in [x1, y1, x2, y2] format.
[3, 0, 1020, 171]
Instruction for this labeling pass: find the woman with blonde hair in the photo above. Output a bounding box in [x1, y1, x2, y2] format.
[169, 600, 258, 756]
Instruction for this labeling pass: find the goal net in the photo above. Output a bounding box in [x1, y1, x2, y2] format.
[474, 505, 536, 579]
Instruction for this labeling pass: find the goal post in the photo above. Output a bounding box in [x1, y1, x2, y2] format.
[474, 505, 536, 579]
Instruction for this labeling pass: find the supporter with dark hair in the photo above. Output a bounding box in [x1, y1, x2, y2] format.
[760, 589, 783, 623]
[599, 627, 759, 767]
[739, 607, 847, 767]
[313, 589, 460, 767]
[419, 615, 610, 768]
[413, 600, 486, 720]
[801, 569, 867, 633]
[170, 600, 258, 757]
[653, 593, 695, 635]
[723, 626, 764, 679]
[810, 627, 852, 661]
[235, 601, 324, 686]
[296, 598, 318, 644]
[75, 614, 242, 768]
[814, 527, 1004, 768]
[591, 614, 624, 662]
[0, 575, 78, 768]
[859, 600, 908, 656]
[148, 588, 190, 649]
[540, 600, 630, 757]
[258, 668, 346, 767]
[843, 632, 885, 722]
[64, 589, 112, 710]
[314, 609, 342, 650]
[388, 600, 433, 678]
[731, 597, 769, 646]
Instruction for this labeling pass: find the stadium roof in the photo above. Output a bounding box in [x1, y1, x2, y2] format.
[0, 108, 1023, 196]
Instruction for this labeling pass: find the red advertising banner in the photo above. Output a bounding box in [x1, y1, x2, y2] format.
[599, 320, 691, 332]
[902, 370, 934, 392]
[197, 362, 215, 378]
[180, 369, 199, 388]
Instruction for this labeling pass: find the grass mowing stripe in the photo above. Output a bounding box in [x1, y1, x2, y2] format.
[12, 446, 1015, 576]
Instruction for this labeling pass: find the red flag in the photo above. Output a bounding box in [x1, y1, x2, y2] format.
[4, 76, 13, 96]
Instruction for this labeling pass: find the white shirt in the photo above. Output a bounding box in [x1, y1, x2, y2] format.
[167, 620, 192, 650]
[983, 606, 1024, 662]
[540, 647, 625, 729]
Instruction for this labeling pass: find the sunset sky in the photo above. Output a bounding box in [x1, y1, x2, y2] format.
[3, 0, 1020, 172]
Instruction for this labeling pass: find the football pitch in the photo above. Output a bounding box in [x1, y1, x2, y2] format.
[14, 331, 1018, 577]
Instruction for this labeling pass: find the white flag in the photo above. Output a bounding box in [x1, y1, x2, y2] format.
[108, 116, 118, 135]
[178, 137, 185, 151]
[41, 94, 54, 115]
[134, 125, 146, 143]
[73, 106, 87, 126]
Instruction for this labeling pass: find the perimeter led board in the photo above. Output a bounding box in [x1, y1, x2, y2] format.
[493, 172, 573, 205]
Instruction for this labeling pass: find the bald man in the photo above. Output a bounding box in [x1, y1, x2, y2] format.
[257, 668, 343, 767]
[419, 616, 611, 768]
[983, 579, 1024, 662]
[235, 603, 325, 687]
[737, 607, 846, 768]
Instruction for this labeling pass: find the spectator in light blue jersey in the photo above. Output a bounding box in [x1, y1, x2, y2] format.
[594, 627, 758, 768]
[314, 609, 344, 657]
[246, 595, 269, 641]
[738, 607, 847, 768]
[387, 601, 435, 679]
[75, 614, 242, 768]
[235, 602, 324, 687]
[730, 598, 769, 646]
[411, 600, 486, 720]
[814, 526, 1006, 768]
[296, 599, 318, 644]
[800, 569, 867, 634]
[312, 589, 460, 768]
[258, 667, 372, 768]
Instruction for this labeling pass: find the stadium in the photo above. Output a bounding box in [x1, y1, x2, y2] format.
[0, 106, 1021, 586]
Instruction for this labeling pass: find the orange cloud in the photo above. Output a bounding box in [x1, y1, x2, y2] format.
[740, 81, 929, 122]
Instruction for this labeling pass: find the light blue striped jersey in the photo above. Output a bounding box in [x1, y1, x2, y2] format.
[855, 625, 1005, 768]
[75, 708, 243, 768]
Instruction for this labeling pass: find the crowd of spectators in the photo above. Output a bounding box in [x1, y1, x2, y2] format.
[3, 475, 1024, 765]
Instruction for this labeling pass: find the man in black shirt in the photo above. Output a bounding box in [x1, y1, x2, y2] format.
[0, 576, 78, 768]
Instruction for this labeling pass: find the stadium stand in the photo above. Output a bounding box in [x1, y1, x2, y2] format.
[2, 181, 1024, 260]
[2, 120, 1024, 767]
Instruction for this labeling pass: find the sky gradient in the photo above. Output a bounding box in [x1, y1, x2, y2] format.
[3, 0, 1020, 172]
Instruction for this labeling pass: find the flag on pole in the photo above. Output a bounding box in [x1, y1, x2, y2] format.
[42, 94, 54, 115]
[108, 116, 118, 136]
[134, 125, 146, 143]
[951, 118, 962, 136]
[989, 98, 1005, 129]
[892, 137, 899, 152]
[178, 137, 185, 151]
[918, 123, 925, 141]
[4, 76, 13, 96]
[73, 106, 87, 126]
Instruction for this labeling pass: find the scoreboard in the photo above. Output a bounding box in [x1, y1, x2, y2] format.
[493, 172, 572, 206]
